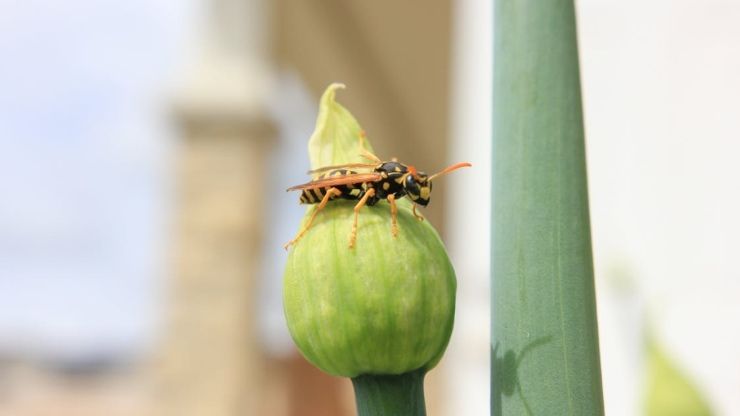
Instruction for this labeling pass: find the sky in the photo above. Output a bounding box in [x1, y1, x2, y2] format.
[0, 0, 196, 357]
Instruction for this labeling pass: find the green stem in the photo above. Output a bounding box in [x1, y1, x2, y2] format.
[492, 0, 604, 414]
[351, 369, 427, 416]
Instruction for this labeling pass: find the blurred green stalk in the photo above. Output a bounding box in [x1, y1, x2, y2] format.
[492, 1, 604, 415]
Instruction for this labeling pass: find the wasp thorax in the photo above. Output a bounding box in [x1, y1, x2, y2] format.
[404, 172, 432, 206]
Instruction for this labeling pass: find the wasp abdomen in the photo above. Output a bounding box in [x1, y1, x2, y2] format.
[299, 169, 364, 204]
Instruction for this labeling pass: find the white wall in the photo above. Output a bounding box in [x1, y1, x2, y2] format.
[580, 1, 740, 414]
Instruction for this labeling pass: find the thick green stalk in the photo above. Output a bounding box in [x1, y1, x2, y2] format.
[492, 1, 604, 415]
[352, 369, 426, 416]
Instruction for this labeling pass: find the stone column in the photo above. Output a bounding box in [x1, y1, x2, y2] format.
[153, 0, 275, 415]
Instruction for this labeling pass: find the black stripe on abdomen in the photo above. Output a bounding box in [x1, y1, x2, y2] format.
[311, 188, 325, 201]
[299, 169, 357, 204]
[300, 187, 328, 204]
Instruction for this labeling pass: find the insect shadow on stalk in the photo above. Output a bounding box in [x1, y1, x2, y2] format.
[492, 335, 553, 416]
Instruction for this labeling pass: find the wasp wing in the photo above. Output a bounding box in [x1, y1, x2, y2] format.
[287, 172, 382, 191]
[307, 162, 377, 175]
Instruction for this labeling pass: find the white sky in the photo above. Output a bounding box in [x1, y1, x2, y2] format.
[0, 0, 196, 356]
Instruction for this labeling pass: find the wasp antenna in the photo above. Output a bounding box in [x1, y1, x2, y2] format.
[428, 162, 472, 181]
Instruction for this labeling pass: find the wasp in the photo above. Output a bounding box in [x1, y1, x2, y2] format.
[284, 132, 471, 249]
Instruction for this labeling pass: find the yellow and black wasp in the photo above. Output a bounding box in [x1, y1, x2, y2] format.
[284, 132, 471, 249]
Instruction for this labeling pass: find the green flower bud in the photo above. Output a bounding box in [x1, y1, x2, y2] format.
[283, 84, 456, 378]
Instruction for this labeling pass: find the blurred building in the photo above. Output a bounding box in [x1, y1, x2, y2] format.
[151, 0, 276, 414]
[0, 0, 461, 413]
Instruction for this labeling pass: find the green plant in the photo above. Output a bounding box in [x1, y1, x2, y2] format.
[492, 1, 605, 414]
[283, 84, 457, 415]
[644, 337, 713, 416]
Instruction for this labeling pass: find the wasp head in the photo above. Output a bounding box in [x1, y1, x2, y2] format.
[404, 162, 472, 208]
[404, 167, 432, 206]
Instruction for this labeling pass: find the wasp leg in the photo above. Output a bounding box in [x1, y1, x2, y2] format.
[284, 187, 342, 250]
[349, 188, 376, 248]
[412, 204, 425, 221]
[360, 151, 382, 163]
[359, 150, 382, 163]
[358, 130, 382, 163]
[387, 194, 399, 237]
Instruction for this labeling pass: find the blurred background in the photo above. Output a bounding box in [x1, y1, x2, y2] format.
[0, 0, 738, 415]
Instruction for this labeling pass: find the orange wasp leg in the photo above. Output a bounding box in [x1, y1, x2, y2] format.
[349, 188, 376, 248]
[412, 203, 424, 221]
[387, 194, 399, 237]
[284, 187, 342, 250]
[358, 130, 382, 163]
